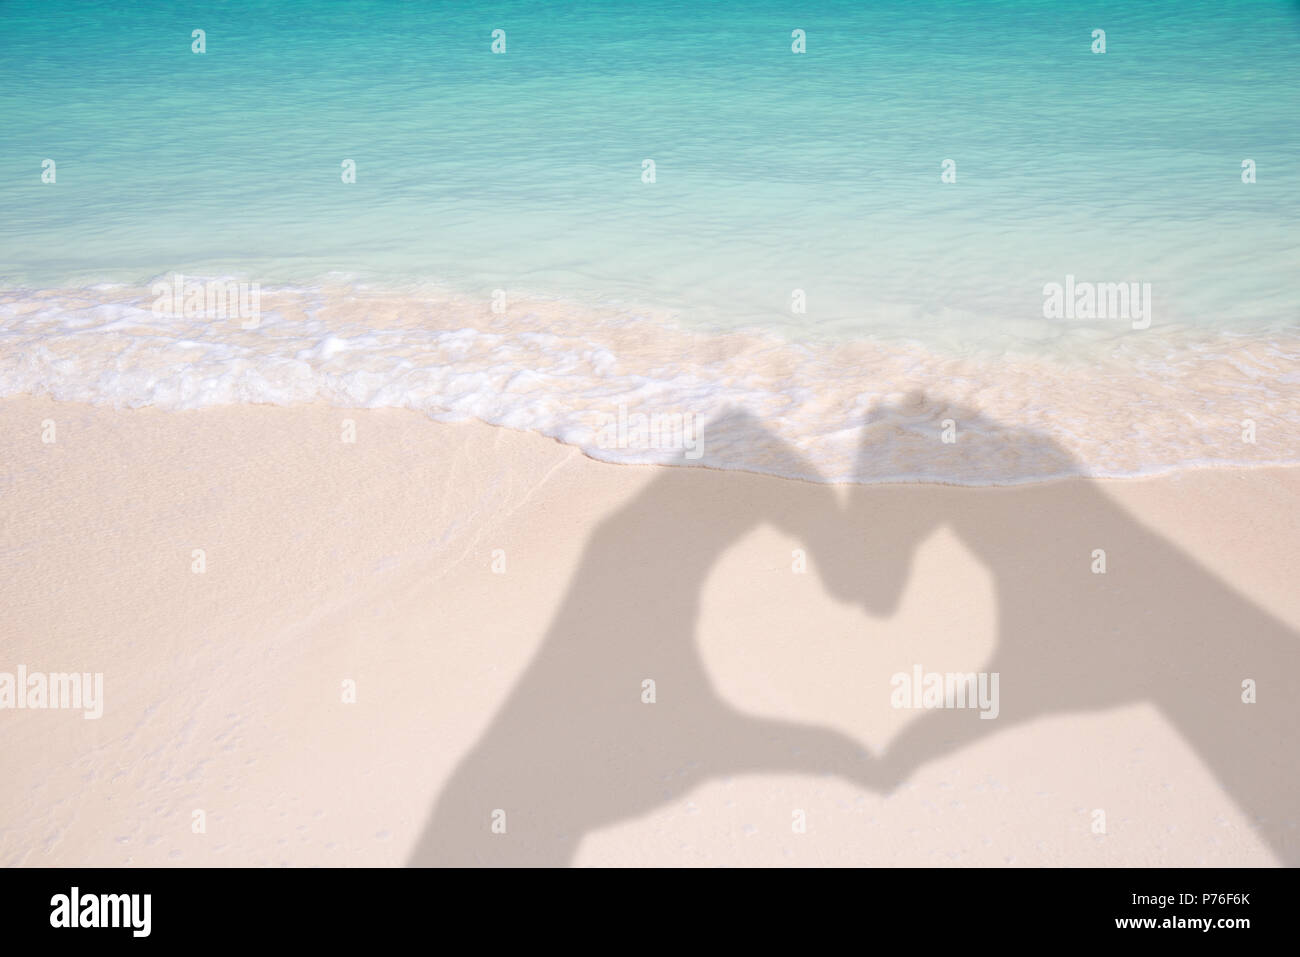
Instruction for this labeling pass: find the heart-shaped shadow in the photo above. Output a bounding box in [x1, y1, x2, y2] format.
[408, 396, 1300, 866]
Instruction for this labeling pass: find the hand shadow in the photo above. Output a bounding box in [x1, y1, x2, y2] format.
[407, 394, 1298, 866]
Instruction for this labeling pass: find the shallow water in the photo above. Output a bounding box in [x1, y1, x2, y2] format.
[2, 1, 1298, 481]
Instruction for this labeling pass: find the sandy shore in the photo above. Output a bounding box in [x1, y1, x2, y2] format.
[2, 396, 1296, 866]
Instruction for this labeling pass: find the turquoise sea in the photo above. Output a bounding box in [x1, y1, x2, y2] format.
[2, 1, 1298, 481]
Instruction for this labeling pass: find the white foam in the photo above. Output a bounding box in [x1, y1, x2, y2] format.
[1, 280, 1297, 485]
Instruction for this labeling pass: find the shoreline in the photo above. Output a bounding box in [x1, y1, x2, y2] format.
[2, 396, 1297, 866]
[4, 279, 1299, 485]
[18, 392, 1300, 492]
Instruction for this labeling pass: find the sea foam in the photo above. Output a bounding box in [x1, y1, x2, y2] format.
[1, 280, 1297, 485]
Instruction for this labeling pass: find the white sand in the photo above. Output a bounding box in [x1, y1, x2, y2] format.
[2, 397, 1296, 866]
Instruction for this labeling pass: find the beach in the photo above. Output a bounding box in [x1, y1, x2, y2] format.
[3, 0, 1298, 876]
[3, 396, 1295, 866]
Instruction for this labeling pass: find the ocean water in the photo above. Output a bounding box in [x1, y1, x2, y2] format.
[2, 0, 1298, 482]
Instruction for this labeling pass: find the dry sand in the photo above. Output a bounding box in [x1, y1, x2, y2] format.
[1, 396, 1296, 866]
